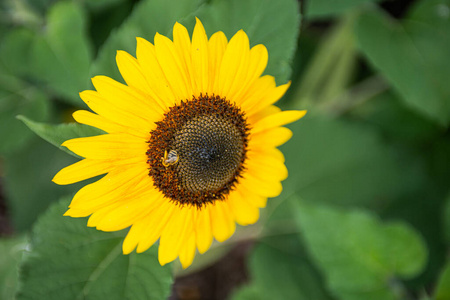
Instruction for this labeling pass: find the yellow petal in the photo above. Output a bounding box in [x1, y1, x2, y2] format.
[79, 90, 152, 135]
[240, 172, 283, 198]
[72, 110, 113, 133]
[116, 51, 151, 97]
[116, 50, 166, 114]
[158, 207, 194, 266]
[154, 32, 192, 100]
[73, 110, 149, 139]
[123, 220, 146, 254]
[237, 186, 268, 208]
[248, 105, 281, 124]
[68, 164, 149, 212]
[122, 199, 172, 255]
[210, 201, 236, 242]
[246, 81, 291, 117]
[251, 147, 285, 163]
[245, 151, 288, 182]
[136, 37, 175, 109]
[92, 76, 161, 125]
[208, 31, 228, 93]
[239, 75, 276, 112]
[248, 196, 268, 208]
[191, 18, 209, 95]
[64, 207, 92, 218]
[93, 190, 163, 232]
[135, 201, 177, 253]
[217, 30, 250, 101]
[62, 133, 147, 160]
[252, 110, 307, 134]
[179, 234, 196, 269]
[87, 204, 118, 228]
[195, 208, 213, 254]
[247, 44, 268, 83]
[249, 127, 293, 149]
[247, 147, 286, 166]
[53, 158, 112, 185]
[173, 22, 196, 95]
[228, 191, 260, 226]
[229, 44, 268, 103]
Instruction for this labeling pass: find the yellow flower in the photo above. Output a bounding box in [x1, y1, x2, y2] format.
[53, 18, 306, 268]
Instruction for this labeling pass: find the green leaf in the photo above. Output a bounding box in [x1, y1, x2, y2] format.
[232, 199, 334, 300]
[92, 0, 300, 85]
[83, 0, 126, 11]
[355, 4, 450, 125]
[91, 0, 205, 80]
[281, 114, 424, 209]
[0, 28, 35, 77]
[21, 0, 57, 17]
[292, 12, 358, 109]
[0, 236, 27, 300]
[233, 285, 265, 300]
[444, 193, 450, 245]
[349, 91, 441, 144]
[241, 241, 333, 300]
[435, 260, 450, 300]
[406, 0, 450, 28]
[2, 138, 84, 231]
[294, 199, 428, 300]
[24, 0, 123, 16]
[196, 0, 300, 84]
[29, 1, 93, 105]
[305, 0, 380, 19]
[16, 197, 173, 300]
[18, 115, 104, 158]
[0, 79, 51, 154]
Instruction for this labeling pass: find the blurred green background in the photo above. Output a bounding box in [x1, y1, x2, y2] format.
[0, 0, 449, 299]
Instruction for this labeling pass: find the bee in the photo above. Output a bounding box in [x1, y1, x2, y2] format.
[162, 149, 179, 167]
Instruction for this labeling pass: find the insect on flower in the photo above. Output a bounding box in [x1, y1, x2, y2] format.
[162, 150, 179, 167]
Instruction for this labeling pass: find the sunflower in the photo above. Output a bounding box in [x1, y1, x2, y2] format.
[53, 18, 306, 268]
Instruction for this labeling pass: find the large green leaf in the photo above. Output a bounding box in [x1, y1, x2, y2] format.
[0, 77, 51, 155]
[280, 113, 424, 209]
[233, 240, 334, 300]
[232, 199, 334, 300]
[294, 198, 427, 300]
[0, 29, 52, 154]
[196, 0, 300, 84]
[91, 0, 205, 79]
[305, 0, 380, 19]
[18, 116, 105, 158]
[355, 2, 450, 125]
[91, 0, 300, 85]
[4, 115, 103, 230]
[16, 197, 173, 300]
[23, 0, 125, 15]
[3, 138, 84, 231]
[435, 260, 450, 300]
[0, 28, 35, 77]
[29, 1, 93, 105]
[83, 0, 126, 12]
[0, 236, 27, 300]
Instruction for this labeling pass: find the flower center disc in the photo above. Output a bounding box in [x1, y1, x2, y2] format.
[147, 95, 249, 208]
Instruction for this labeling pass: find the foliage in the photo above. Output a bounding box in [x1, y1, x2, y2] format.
[17, 197, 173, 300]
[0, 0, 448, 299]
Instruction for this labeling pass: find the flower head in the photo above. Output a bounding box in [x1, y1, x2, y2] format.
[53, 18, 306, 268]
